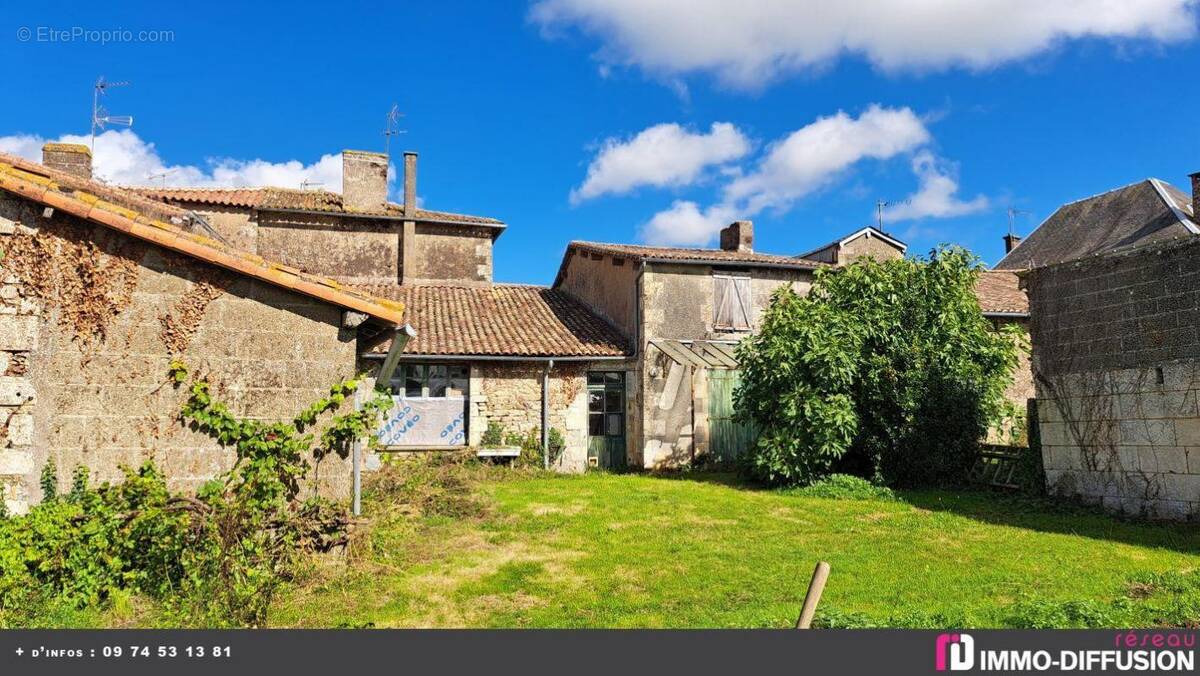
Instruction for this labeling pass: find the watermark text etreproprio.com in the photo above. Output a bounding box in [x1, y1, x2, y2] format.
[16, 26, 175, 44]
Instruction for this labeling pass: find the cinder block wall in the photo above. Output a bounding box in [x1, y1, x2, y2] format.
[0, 195, 358, 514]
[1027, 238, 1200, 518]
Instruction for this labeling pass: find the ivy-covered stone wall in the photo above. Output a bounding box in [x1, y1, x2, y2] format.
[0, 193, 359, 514]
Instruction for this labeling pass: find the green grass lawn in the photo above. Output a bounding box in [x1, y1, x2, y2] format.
[270, 469, 1200, 628]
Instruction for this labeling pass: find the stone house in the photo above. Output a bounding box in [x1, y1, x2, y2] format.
[553, 221, 823, 468]
[133, 150, 505, 287]
[136, 148, 633, 473]
[0, 145, 411, 514]
[1015, 175, 1200, 518]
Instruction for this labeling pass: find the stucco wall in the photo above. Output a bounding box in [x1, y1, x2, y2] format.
[407, 224, 492, 285]
[0, 195, 360, 514]
[1026, 239, 1200, 518]
[636, 263, 812, 469]
[555, 251, 639, 341]
[641, 264, 813, 343]
[258, 212, 399, 287]
[185, 205, 259, 254]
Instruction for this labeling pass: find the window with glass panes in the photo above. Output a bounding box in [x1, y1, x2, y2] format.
[587, 372, 625, 438]
[394, 363, 469, 398]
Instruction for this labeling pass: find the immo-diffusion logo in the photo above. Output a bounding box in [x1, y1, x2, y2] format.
[936, 633, 974, 671]
[934, 631, 1195, 672]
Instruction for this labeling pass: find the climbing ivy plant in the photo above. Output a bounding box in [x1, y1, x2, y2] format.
[0, 362, 396, 628]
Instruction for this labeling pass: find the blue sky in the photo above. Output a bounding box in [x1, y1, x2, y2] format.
[3, 1, 1200, 284]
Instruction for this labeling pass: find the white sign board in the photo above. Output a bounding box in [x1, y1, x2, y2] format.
[377, 397, 467, 447]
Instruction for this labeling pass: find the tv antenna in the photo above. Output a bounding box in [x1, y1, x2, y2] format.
[300, 178, 323, 191]
[382, 103, 405, 156]
[146, 169, 174, 187]
[1006, 207, 1031, 236]
[91, 76, 134, 152]
[875, 198, 910, 233]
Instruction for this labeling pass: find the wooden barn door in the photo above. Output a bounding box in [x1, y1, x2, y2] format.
[707, 369, 756, 463]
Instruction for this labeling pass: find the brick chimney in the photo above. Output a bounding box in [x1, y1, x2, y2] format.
[341, 149, 389, 212]
[1003, 233, 1022, 253]
[403, 151, 417, 212]
[42, 143, 92, 180]
[719, 220, 753, 252]
[1190, 172, 1200, 222]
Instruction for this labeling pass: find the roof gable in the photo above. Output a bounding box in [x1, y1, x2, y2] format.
[0, 152, 405, 325]
[996, 179, 1196, 270]
[795, 226, 907, 260]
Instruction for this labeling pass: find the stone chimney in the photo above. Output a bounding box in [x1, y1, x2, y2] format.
[719, 220, 753, 252]
[403, 151, 417, 212]
[42, 143, 92, 180]
[341, 150, 389, 212]
[1190, 172, 1200, 223]
[1003, 233, 1022, 253]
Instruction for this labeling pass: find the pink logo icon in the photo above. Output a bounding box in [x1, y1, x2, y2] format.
[936, 633, 975, 671]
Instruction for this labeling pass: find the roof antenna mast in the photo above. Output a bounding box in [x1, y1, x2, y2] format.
[383, 103, 405, 157]
[1007, 207, 1031, 237]
[875, 199, 909, 233]
[91, 76, 134, 153]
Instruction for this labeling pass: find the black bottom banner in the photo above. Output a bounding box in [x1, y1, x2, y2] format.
[0, 629, 1195, 675]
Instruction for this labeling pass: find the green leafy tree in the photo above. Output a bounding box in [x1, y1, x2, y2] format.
[736, 246, 1022, 487]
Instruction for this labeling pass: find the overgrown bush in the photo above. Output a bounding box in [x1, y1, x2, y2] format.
[786, 474, 895, 501]
[481, 421, 505, 447]
[736, 246, 1023, 487]
[0, 361, 392, 628]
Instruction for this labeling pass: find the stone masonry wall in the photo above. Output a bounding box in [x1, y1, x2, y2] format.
[0, 194, 359, 514]
[467, 362, 591, 472]
[1027, 238, 1200, 518]
[407, 224, 493, 285]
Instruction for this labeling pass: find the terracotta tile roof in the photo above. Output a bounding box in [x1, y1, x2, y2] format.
[131, 186, 505, 228]
[975, 271, 1028, 316]
[0, 152, 405, 325]
[361, 284, 630, 358]
[565, 241, 824, 269]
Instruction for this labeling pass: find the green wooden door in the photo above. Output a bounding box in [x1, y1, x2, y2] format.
[587, 372, 626, 470]
[708, 369, 756, 463]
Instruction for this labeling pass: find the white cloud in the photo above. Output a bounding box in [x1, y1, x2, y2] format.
[571, 122, 749, 203]
[883, 151, 989, 222]
[641, 200, 737, 246]
[0, 129, 372, 193]
[632, 106, 991, 246]
[531, 0, 1197, 89]
[640, 105, 933, 246]
[724, 105, 930, 214]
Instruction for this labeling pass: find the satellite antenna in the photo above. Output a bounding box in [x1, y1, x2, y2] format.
[382, 103, 405, 157]
[875, 198, 910, 233]
[91, 76, 134, 152]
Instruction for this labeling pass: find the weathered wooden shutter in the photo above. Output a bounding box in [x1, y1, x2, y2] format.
[714, 276, 734, 328]
[732, 277, 751, 329]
